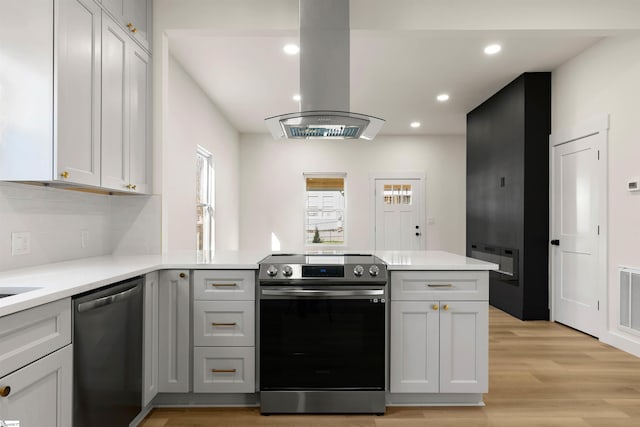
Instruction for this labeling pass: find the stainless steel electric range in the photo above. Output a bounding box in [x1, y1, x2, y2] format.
[258, 254, 388, 414]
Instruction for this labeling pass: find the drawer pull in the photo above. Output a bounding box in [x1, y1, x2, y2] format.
[0, 386, 10, 397]
[210, 283, 238, 287]
[211, 369, 237, 373]
[427, 283, 453, 288]
[212, 322, 237, 327]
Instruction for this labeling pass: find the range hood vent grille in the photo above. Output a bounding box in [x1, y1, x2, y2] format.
[265, 110, 384, 140]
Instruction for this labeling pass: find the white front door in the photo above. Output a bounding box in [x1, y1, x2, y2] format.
[374, 178, 424, 250]
[550, 118, 607, 338]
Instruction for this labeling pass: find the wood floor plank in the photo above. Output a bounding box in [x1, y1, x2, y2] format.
[140, 307, 640, 426]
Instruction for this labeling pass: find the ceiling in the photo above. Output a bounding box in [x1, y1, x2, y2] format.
[167, 3, 630, 136]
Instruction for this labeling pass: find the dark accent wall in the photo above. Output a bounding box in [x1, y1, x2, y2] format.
[466, 72, 551, 320]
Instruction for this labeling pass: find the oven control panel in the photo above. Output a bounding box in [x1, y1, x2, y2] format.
[259, 255, 387, 283]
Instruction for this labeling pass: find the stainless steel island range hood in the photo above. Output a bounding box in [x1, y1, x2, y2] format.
[265, 0, 385, 140]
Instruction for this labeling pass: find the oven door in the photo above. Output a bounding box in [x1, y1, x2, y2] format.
[259, 287, 386, 391]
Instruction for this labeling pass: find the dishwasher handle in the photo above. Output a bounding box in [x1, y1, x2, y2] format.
[77, 284, 141, 313]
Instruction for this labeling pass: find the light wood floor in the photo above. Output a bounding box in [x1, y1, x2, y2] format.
[140, 307, 640, 426]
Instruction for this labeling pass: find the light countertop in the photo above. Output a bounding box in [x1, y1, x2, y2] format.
[0, 250, 497, 317]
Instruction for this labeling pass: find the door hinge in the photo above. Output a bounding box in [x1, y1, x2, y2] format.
[597, 150, 600, 160]
[597, 300, 600, 311]
[597, 225, 600, 235]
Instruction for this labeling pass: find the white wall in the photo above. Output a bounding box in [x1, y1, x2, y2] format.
[239, 134, 466, 254]
[552, 35, 640, 355]
[166, 55, 240, 251]
[0, 182, 160, 271]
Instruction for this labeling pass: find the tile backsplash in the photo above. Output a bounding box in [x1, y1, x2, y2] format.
[0, 182, 160, 271]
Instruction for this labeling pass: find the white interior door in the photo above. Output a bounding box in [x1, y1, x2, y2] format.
[375, 178, 424, 250]
[551, 121, 606, 337]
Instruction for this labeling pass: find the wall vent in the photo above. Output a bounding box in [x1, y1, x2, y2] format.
[620, 267, 640, 335]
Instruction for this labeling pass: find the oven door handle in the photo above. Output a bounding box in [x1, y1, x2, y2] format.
[261, 289, 385, 297]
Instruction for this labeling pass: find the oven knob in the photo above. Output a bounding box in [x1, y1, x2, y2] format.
[282, 265, 293, 277]
[354, 265, 365, 277]
[368, 265, 380, 277]
[266, 265, 278, 277]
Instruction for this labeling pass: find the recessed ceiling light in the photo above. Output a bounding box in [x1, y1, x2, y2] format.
[484, 44, 502, 55]
[410, 122, 421, 128]
[283, 44, 300, 55]
[436, 94, 450, 102]
[292, 94, 301, 101]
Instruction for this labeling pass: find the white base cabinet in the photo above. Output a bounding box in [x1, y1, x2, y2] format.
[192, 270, 256, 394]
[143, 271, 159, 406]
[0, 298, 72, 427]
[0, 345, 72, 427]
[390, 271, 489, 395]
[158, 270, 191, 393]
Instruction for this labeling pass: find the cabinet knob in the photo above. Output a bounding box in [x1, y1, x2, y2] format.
[127, 22, 133, 29]
[0, 385, 10, 397]
[60, 171, 69, 179]
[179, 272, 187, 279]
[131, 27, 138, 33]
[432, 304, 439, 310]
[443, 304, 450, 311]
[131, 184, 137, 190]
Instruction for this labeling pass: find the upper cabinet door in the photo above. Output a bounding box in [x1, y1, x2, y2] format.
[101, 0, 150, 51]
[128, 44, 151, 194]
[101, 14, 130, 192]
[55, 0, 102, 186]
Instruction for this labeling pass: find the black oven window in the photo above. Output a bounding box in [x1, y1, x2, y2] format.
[260, 298, 385, 390]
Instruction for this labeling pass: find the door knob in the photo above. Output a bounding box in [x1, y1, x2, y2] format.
[550, 239, 560, 246]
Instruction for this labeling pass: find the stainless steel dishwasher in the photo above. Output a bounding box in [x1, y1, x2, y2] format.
[73, 277, 143, 427]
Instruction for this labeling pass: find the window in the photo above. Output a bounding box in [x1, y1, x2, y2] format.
[196, 147, 214, 253]
[304, 174, 346, 245]
[383, 184, 413, 205]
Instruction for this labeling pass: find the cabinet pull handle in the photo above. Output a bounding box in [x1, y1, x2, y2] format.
[212, 322, 237, 327]
[211, 283, 237, 287]
[60, 171, 69, 179]
[427, 283, 453, 288]
[179, 272, 187, 279]
[432, 304, 439, 310]
[211, 369, 236, 373]
[0, 386, 10, 397]
[443, 304, 450, 311]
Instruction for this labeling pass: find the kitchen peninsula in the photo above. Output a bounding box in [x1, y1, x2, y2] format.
[0, 251, 496, 425]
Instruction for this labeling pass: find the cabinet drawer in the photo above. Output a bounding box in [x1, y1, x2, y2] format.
[391, 271, 488, 301]
[193, 301, 255, 347]
[0, 298, 71, 378]
[193, 270, 255, 301]
[193, 347, 255, 393]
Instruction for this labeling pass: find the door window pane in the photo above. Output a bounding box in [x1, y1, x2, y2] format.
[383, 184, 412, 205]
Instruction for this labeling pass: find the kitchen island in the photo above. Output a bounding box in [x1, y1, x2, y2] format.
[0, 251, 496, 425]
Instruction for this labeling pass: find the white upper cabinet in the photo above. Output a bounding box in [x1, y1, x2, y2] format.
[101, 13, 151, 193]
[0, 0, 101, 186]
[56, 0, 102, 187]
[101, 0, 151, 50]
[0, 0, 151, 192]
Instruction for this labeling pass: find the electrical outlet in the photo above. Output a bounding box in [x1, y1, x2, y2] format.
[81, 230, 89, 248]
[11, 231, 31, 255]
